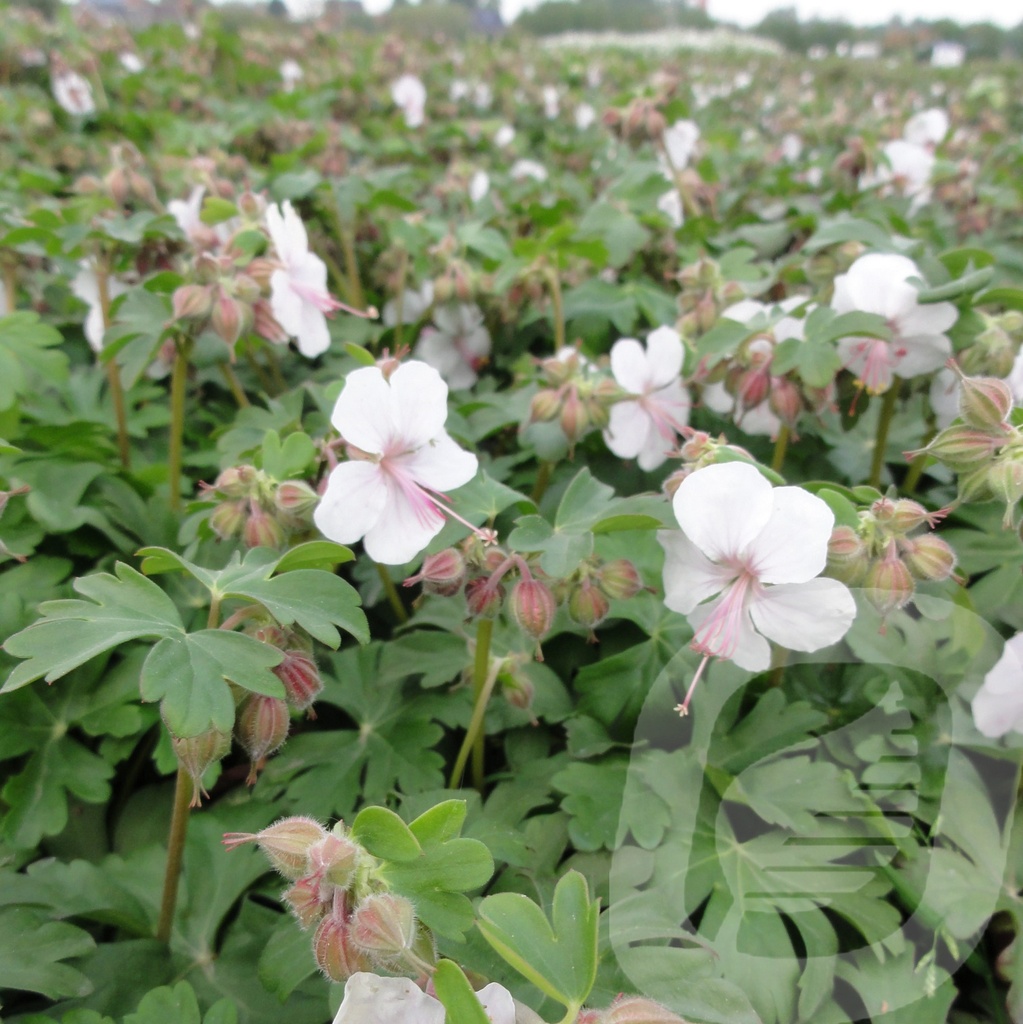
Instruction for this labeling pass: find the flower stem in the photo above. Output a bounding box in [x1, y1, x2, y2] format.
[770, 424, 790, 474]
[156, 766, 192, 943]
[903, 425, 935, 494]
[168, 337, 192, 513]
[543, 268, 566, 352]
[261, 342, 287, 394]
[2, 263, 16, 310]
[449, 618, 496, 791]
[321, 190, 365, 310]
[218, 361, 250, 408]
[869, 381, 901, 491]
[530, 460, 554, 505]
[97, 265, 131, 470]
[375, 561, 409, 623]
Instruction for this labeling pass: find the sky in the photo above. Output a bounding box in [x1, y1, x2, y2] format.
[494, 0, 1021, 27]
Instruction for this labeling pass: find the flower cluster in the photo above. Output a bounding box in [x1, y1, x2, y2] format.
[205, 464, 317, 549]
[530, 345, 614, 452]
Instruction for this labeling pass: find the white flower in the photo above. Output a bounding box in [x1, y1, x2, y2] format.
[71, 263, 128, 353]
[603, 326, 690, 471]
[542, 85, 559, 119]
[382, 282, 434, 328]
[449, 78, 470, 103]
[904, 108, 949, 148]
[931, 42, 965, 68]
[973, 634, 1023, 738]
[510, 159, 548, 183]
[469, 169, 490, 204]
[862, 140, 934, 209]
[659, 462, 856, 708]
[494, 124, 516, 148]
[391, 74, 426, 129]
[574, 102, 596, 130]
[657, 189, 683, 228]
[266, 200, 342, 358]
[662, 119, 700, 171]
[52, 70, 95, 117]
[331, 973, 516, 1024]
[833, 254, 957, 394]
[473, 82, 493, 110]
[119, 52, 144, 74]
[280, 59, 303, 93]
[314, 362, 479, 565]
[414, 302, 491, 389]
[779, 132, 802, 162]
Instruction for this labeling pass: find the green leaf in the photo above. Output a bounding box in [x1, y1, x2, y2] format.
[257, 917, 316, 1002]
[260, 430, 317, 480]
[433, 960, 492, 1024]
[274, 541, 354, 573]
[0, 312, 68, 411]
[2, 564, 184, 693]
[576, 202, 651, 268]
[0, 907, 94, 999]
[916, 266, 995, 304]
[140, 630, 284, 738]
[477, 870, 599, 1010]
[350, 806, 423, 861]
[123, 981, 202, 1024]
[200, 197, 240, 225]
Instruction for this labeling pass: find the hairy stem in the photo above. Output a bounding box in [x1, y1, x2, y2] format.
[869, 381, 901, 491]
[376, 562, 409, 623]
[770, 423, 790, 475]
[97, 266, 131, 470]
[156, 767, 192, 943]
[543, 267, 566, 352]
[218, 361, 250, 408]
[448, 622, 498, 790]
[168, 337, 192, 513]
[531, 461, 554, 505]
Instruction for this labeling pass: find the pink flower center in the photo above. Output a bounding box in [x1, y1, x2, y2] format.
[638, 388, 687, 444]
[290, 279, 345, 315]
[691, 565, 760, 660]
[853, 339, 894, 394]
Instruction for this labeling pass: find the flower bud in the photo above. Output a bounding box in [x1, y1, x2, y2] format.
[957, 373, 1014, 431]
[283, 875, 331, 929]
[466, 578, 504, 618]
[211, 291, 248, 348]
[560, 390, 590, 441]
[215, 464, 258, 498]
[308, 832, 359, 889]
[988, 457, 1023, 527]
[253, 301, 290, 345]
[900, 534, 957, 582]
[826, 525, 869, 585]
[243, 502, 285, 549]
[509, 578, 556, 642]
[237, 695, 291, 784]
[172, 727, 231, 807]
[501, 670, 535, 711]
[864, 541, 915, 617]
[603, 995, 688, 1023]
[568, 579, 610, 631]
[597, 559, 643, 600]
[530, 388, 562, 423]
[274, 648, 323, 712]
[768, 377, 803, 426]
[314, 911, 372, 982]
[105, 166, 129, 205]
[222, 816, 328, 878]
[405, 548, 466, 597]
[275, 480, 319, 519]
[210, 499, 246, 540]
[350, 893, 417, 959]
[888, 499, 940, 533]
[915, 424, 1005, 471]
[173, 283, 213, 321]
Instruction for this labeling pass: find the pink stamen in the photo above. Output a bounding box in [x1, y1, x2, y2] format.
[675, 653, 712, 717]
[691, 570, 756, 660]
[290, 280, 377, 320]
[855, 339, 893, 394]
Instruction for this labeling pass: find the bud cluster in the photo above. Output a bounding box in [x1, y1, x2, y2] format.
[528, 346, 616, 451]
[908, 365, 1023, 529]
[676, 257, 746, 340]
[403, 539, 644, 666]
[222, 817, 435, 983]
[955, 312, 1022, 379]
[661, 428, 756, 497]
[205, 463, 317, 548]
[826, 496, 958, 620]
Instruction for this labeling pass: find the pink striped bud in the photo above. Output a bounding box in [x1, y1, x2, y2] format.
[274, 649, 323, 712]
[900, 534, 957, 582]
[308, 832, 359, 889]
[957, 373, 1014, 431]
[404, 548, 466, 597]
[568, 579, 610, 631]
[530, 388, 562, 423]
[603, 995, 688, 1023]
[912, 425, 1004, 471]
[314, 911, 372, 982]
[222, 816, 328, 879]
[350, 893, 417, 958]
[172, 727, 231, 807]
[597, 559, 642, 600]
[237, 695, 290, 785]
[826, 525, 869, 586]
[210, 499, 246, 540]
[510, 578, 556, 642]
[864, 541, 915, 617]
[243, 502, 285, 549]
[172, 283, 213, 321]
[282, 875, 331, 929]
[466, 578, 504, 618]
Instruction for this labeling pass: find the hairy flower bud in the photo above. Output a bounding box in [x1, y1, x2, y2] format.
[568, 579, 610, 632]
[215, 464, 258, 498]
[914, 424, 1005, 471]
[603, 995, 689, 1023]
[404, 548, 466, 597]
[275, 480, 319, 520]
[222, 816, 328, 879]
[957, 373, 1014, 431]
[211, 290, 248, 347]
[530, 388, 562, 423]
[350, 893, 417, 959]
[172, 727, 231, 807]
[560, 390, 590, 441]
[466, 578, 504, 618]
[243, 502, 285, 549]
[237, 695, 290, 784]
[510, 578, 556, 643]
[210, 499, 246, 540]
[864, 541, 915, 617]
[826, 525, 869, 585]
[308, 832, 359, 889]
[597, 559, 643, 600]
[900, 534, 957, 582]
[314, 911, 372, 982]
[173, 283, 214, 321]
[988, 457, 1023, 527]
[283, 875, 331, 929]
[274, 648, 323, 712]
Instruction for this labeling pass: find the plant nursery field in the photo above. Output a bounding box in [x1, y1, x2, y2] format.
[2, 8, 1023, 1024]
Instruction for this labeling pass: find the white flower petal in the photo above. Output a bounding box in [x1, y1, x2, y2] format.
[972, 634, 1023, 738]
[603, 400, 652, 461]
[644, 326, 684, 389]
[363, 472, 446, 565]
[893, 333, 951, 378]
[751, 485, 835, 584]
[897, 300, 957, 338]
[673, 462, 774, 564]
[688, 598, 771, 672]
[401, 430, 478, 492]
[477, 983, 517, 1024]
[332, 973, 445, 1024]
[389, 361, 451, 448]
[659, 529, 735, 614]
[610, 338, 649, 394]
[313, 461, 388, 546]
[748, 578, 856, 655]
[331, 367, 396, 454]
